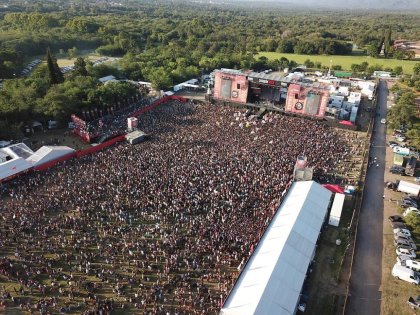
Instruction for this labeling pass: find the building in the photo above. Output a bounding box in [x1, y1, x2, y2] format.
[220, 181, 332, 315]
[285, 83, 330, 118]
[99, 75, 117, 84]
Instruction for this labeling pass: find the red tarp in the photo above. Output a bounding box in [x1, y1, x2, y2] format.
[339, 120, 354, 126]
[76, 135, 126, 158]
[33, 152, 77, 171]
[323, 184, 345, 194]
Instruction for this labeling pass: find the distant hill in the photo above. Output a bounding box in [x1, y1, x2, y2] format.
[282, 0, 420, 10]
[198, 0, 420, 10]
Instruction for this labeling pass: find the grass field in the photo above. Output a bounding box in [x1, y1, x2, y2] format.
[257, 52, 418, 75]
[55, 50, 103, 67]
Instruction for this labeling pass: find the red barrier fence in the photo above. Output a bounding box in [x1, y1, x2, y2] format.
[76, 135, 126, 158]
[33, 152, 77, 171]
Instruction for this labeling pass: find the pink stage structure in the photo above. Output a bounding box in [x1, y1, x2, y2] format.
[285, 83, 330, 118]
[213, 70, 249, 104]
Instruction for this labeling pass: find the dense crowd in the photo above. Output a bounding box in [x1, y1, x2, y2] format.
[0, 101, 361, 314]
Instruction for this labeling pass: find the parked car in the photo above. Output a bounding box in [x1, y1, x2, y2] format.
[389, 141, 398, 147]
[401, 201, 418, 209]
[394, 232, 413, 242]
[406, 260, 420, 272]
[394, 228, 412, 237]
[394, 238, 417, 250]
[408, 296, 420, 309]
[396, 247, 416, 259]
[389, 215, 404, 222]
[403, 207, 420, 217]
[395, 239, 417, 251]
[392, 263, 419, 285]
[391, 221, 407, 229]
[390, 166, 405, 175]
[381, 118, 386, 124]
[386, 181, 398, 190]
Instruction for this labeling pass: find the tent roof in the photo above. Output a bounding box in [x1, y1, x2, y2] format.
[0, 157, 32, 181]
[99, 75, 116, 83]
[221, 181, 332, 315]
[1, 143, 34, 159]
[27, 146, 74, 166]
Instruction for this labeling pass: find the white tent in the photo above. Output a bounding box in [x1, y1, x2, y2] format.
[27, 146, 75, 167]
[0, 157, 32, 181]
[220, 181, 332, 315]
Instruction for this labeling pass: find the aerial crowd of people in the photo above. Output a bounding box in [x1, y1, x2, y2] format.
[0, 100, 364, 314]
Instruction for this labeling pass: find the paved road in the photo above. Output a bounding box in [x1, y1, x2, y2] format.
[346, 80, 388, 315]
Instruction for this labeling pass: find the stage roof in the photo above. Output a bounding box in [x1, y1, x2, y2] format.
[220, 181, 332, 315]
[247, 71, 286, 82]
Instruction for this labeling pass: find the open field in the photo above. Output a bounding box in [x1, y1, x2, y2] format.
[257, 52, 418, 75]
[55, 50, 103, 67]
[28, 50, 107, 68]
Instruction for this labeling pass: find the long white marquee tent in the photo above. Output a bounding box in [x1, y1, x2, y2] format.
[220, 181, 332, 315]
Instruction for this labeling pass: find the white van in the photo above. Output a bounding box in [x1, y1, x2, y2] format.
[397, 254, 413, 265]
[392, 263, 420, 285]
[406, 260, 420, 272]
[403, 207, 420, 217]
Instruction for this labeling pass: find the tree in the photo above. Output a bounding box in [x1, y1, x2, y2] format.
[73, 57, 88, 76]
[67, 46, 78, 59]
[278, 57, 289, 69]
[393, 66, 403, 76]
[351, 64, 360, 73]
[388, 92, 417, 129]
[304, 59, 314, 68]
[383, 28, 392, 57]
[404, 212, 420, 235]
[359, 62, 369, 72]
[367, 41, 380, 57]
[406, 128, 420, 150]
[145, 67, 173, 90]
[414, 63, 420, 76]
[46, 48, 63, 84]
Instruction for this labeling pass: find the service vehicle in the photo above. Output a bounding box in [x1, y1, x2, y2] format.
[392, 263, 420, 285]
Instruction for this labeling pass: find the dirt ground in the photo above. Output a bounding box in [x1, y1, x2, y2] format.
[22, 128, 89, 151]
[305, 199, 356, 315]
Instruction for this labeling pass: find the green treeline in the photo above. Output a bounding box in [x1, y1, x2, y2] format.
[0, 1, 419, 138]
[1, 3, 419, 80]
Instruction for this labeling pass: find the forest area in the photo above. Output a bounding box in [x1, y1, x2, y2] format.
[0, 0, 419, 138]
